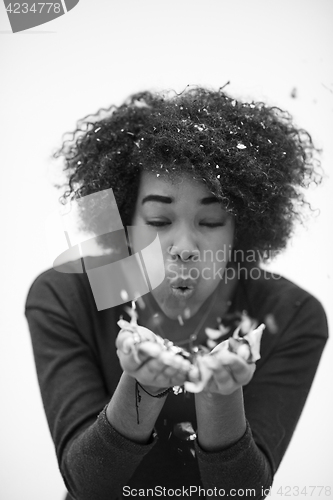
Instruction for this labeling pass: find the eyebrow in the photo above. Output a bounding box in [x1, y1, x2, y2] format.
[141, 195, 220, 205]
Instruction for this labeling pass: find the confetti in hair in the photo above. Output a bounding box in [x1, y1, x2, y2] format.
[55, 86, 322, 259]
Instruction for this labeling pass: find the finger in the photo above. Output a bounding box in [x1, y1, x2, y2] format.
[116, 323, 160, 351]
[204, 360, 239, 394]
[136, 325, 160, 342]
[212, 364, 234, 384]
[142, 356, 169, 375]
[155, 365, 182, 387]
[159, 350, 191, 371]
[187, 364, 201, 382]
[136, 352, 192, 387]
[205, 327, 224, 340]
[117, 319, 134, 330]
[212, 350, 256, 384]
[210, 339, 229, 354]
[163, 364, 185, 379]
[136, 342, 190, 371]
[155, 366, 188, 387]
[117, 348, 142, 372]
[137, 341, 165, 359]
[116, 329, 136, 351]
[135, 359, 183, 387]
[213, 348, 249, 371]
[117, 341, 163, 373]
[184, 356, 214, 393]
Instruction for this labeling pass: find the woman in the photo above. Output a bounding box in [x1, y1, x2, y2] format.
[25, 88, 328, 499]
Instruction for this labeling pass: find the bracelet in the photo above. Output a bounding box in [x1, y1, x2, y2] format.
[135, 380, 173, 424]
[135, 380, 173, 398]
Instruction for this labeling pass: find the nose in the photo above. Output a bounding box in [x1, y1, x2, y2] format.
[168, 228, 199, 262]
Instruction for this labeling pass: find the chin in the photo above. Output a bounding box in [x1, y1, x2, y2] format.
[152, 291, 204, 320]
[161, 305, 197, 321]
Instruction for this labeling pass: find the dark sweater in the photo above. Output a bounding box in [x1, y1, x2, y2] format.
[25, 265, 328, 500]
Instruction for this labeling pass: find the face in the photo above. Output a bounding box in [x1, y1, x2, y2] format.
[131, 171, 235, 319]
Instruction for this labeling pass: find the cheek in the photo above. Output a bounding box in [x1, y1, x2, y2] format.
[194, 232, 234, 283]
[204, 228, 235, 264]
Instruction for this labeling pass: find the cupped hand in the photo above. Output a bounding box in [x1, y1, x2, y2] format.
[116, 320, 197, 393]
[197, 341, 256, 396]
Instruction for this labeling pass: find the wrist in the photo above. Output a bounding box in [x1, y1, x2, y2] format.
[195, 387, 246, 451]
[196, 386, 243, 403]
[135, 379, 172, 397]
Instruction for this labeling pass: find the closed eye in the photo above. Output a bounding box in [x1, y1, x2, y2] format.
[200, 222, 226, 228]
[146, 221, 225, 228]
[146, 221, 171, 227]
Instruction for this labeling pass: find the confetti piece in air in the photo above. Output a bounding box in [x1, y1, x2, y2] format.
[120, 289, 129, 301]
[205, 326, 226, 340]
[227, 323, 265, 362]
[264, 313, 279, 334]
[184, 308, 191, 319]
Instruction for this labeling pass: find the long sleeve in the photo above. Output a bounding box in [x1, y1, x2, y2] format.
[195, 420, 272, 498]
[25, 269, 157, 500]
[25, 267, 328, 499]
[194, 291, 328, 499]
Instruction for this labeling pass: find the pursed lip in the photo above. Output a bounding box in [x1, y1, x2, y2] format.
[168, 278, 197, 289]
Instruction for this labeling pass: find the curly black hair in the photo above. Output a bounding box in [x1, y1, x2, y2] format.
[54, 87, 322, 259]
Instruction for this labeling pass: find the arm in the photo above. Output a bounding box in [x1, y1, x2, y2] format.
[25, 270, 160, 500]
[194, 388, 272, 499]
[193, 295, 328, 498]
[194, 345, 256, 450]
[195, 388, 246, 450]
[106, 372, 166, 444]
[108, 317, 195, 443]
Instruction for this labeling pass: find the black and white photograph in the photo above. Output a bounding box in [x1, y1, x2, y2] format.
[1, 1, 332, 499]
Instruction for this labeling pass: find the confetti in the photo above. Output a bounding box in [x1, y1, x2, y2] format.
[226, 323, 265, 362]
[120, 289, 129, 301]
[264, 313, 278, 334]
[117, 307, 265, 394]
[184, 308, 191, 319]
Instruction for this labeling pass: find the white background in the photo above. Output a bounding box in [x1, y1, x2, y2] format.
[0, 1, 332, 499]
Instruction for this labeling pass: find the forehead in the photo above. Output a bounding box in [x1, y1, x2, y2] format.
[137, 171, 213, 200]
